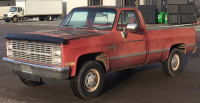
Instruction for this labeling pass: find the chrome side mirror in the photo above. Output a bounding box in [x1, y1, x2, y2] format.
[126, 24, 139, 33]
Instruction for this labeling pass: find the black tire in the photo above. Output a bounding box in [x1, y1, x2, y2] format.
[46, 16, 52, 21]
[162, 48, 182, 76]
[70, 60, 105, 99]
[5, 20, 10, 23]
[39, 17, 45, 21]
[19, 76, 43, 87]
[12, 16, 18, 23]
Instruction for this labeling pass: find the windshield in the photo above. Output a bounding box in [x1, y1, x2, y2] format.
[59, 8, 117, 31]
[9, 7, 17, 12]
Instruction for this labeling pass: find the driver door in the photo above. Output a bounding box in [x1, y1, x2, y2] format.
[17, 7, 23, 17]
[114, 10, 148, 70]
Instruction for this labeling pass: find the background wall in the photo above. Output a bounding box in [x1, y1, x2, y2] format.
[103, 0, 116, 6]
[63, 0, 88, 15]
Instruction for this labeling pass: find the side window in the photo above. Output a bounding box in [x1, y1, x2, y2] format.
[18, 7, 22, 12]
[117, 10, 140, 31]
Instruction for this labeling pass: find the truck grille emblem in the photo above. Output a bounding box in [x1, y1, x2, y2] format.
[25, 50, 31, 55]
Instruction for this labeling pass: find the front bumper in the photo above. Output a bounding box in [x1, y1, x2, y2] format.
[3, 17, 12, 20]
[2, 57, 70, 83]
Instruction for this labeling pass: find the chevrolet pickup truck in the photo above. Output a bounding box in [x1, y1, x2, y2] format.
[2, 6, 197, 99]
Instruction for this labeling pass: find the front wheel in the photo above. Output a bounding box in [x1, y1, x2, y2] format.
[12, 16, 18, 23]
[70, 60, 105, 99]
[162, 48, 182, 76]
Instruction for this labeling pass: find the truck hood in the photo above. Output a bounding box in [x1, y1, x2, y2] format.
[5, 29, 106, 44]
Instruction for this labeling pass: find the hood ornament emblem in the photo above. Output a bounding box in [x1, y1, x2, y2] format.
[25, 50, 32, 55]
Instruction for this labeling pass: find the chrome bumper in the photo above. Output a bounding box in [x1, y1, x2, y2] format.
[2, 57, 70, 80]
[3, 17, 12, 20]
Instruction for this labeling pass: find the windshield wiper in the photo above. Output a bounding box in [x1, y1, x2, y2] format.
[63, 25, 76, 29]
[83, 26, 98, 31]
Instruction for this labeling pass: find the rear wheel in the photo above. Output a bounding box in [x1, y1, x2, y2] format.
[162, 48, 182, 76]
[39, 17, 45, 21]
[12, 16, 18, 23]
[19, 76, 43, 87]
[46, 15, 52, 21]
[5, 20, 10, 23]
[70, 60, 105, 99]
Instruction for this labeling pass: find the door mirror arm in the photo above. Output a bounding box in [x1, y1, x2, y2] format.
[121, 31, 127, 39]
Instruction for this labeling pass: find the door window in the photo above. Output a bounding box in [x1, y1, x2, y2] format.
[117, 10, 139, 31]
[18, 7, 22, 12]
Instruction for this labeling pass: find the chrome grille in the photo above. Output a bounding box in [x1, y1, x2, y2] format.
[4, 14, 7, 17]
[7, 40, 61, 65]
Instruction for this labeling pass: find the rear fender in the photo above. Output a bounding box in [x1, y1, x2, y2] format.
[162, 43, 186, 62]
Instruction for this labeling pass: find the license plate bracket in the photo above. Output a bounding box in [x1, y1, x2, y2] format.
[21, 65, 32, 74]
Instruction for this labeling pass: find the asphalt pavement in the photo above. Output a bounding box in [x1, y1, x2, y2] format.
[0, 20, 200, 103]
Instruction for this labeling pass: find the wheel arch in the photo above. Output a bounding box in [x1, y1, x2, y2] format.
[170, 43, 186, 53]
[163, 43, 185, 62]
[73, 52, 109, 77]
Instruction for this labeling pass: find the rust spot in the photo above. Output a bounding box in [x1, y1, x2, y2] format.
[95, 53, 108, 71]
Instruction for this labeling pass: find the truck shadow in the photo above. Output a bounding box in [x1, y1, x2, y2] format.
[179, 47, 200, 72]
[100, 63, 161, 96]
[101, 47, 200, 96]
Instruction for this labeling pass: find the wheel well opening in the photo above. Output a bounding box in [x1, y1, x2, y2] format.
[76, 53, 108, 75]
[170, 44, 185, 53]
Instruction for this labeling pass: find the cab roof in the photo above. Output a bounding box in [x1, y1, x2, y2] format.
[75, 6, 137, 9]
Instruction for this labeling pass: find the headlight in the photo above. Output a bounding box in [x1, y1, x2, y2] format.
[54, 47, 61, 56]
[7, 42, 13, 57]
[52, 47, 62, 65]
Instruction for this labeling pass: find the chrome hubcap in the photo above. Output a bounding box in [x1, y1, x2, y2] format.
[14, 18, 17, 21]
[171, 54, 179, 71]
[84, 69, 100, 92]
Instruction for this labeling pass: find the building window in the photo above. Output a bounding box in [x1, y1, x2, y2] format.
[88, 0, 103, 6]
[188, 0, 194, 4]
[122, 0, 139, 8]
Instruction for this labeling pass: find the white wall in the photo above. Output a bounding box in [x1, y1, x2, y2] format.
[103, 0, 116, 6]
[63, 0, 88, 15]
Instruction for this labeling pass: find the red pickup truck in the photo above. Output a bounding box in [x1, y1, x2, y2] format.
[3, 6, 197, 99]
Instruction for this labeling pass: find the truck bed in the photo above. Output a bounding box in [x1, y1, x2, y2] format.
[145, 27, 196, 64]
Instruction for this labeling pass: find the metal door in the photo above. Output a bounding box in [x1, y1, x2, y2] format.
[113, 10, 147, 70]
[161, 0, 167, 12]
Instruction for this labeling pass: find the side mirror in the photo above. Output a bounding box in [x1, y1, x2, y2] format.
[126, 24, 139, 33]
